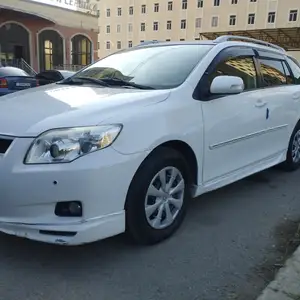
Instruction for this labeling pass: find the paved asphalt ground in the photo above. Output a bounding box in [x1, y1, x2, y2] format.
[0, 168, 300, 300]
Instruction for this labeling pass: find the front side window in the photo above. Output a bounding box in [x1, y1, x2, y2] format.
[209, 56, 257, 90]
[258, 59, 286, 87]
[72, 45, 213, 89]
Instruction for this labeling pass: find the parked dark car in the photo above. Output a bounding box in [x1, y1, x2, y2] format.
[0, 66, 39, 96]
[35, 70, 75, 86]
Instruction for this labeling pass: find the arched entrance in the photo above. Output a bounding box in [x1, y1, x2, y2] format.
[71, 34, 92, 66]
[0, 22, 30, 64]
[38, 30, 64, 71]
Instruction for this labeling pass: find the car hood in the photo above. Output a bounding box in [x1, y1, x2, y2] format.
[0, 84, 170, 137]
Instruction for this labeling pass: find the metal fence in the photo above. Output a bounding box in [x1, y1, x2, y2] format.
[53, 64, 84, 72]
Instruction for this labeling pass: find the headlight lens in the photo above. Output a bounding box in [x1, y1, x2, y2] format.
[24, 124, 122, 164]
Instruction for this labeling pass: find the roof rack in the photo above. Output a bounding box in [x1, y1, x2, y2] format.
[135, 40, 162, 47]
[214, 35, 285, 52]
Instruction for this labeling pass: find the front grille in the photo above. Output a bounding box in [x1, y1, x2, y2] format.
[0, 137, 13, 154]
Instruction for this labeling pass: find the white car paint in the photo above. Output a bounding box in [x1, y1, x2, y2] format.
[0, 39, 300, 245]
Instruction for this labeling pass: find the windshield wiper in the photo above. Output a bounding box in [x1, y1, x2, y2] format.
[59, 77, 110, 87]
[100, 78, 155, 90]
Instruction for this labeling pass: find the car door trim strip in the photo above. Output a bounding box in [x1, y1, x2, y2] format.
[209, 124, 289, 150]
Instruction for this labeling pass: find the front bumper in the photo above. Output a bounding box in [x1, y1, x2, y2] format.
[0, 137, 147, 245]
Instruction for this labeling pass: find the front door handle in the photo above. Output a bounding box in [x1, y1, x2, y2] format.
[255, 99, 267, 107]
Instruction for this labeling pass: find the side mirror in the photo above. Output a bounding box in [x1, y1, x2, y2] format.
[210, 75, 244, 95]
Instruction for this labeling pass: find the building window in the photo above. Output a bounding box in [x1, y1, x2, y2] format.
[268, 12, 276, 23]
[182, 0, 187, 10]
[197, 0, 203, 8]
[140, 40, 144, 43]
[141, 4, 146, 13]
[44, 40, 53, 70]
[167, 20, 172, 30]
[106, 25, 110, 33]
[212, 16, 218, 27]
[128, 23, 133, 32]
[97, 42, 100, 50]
[250, 0, 257, 2]
[141, 22, 146, 31]
[106, 8, 110, 17]
[153, 21, 159, 31]
[117, 7, 122, 16]
[97, 10, 100, 17]
[168, 1, 173, 10]
[128, 41, 132, 48]
[229, 15, 236, 25]
[117, 41, 121, 49]
[129, 6, 133, 15]
[106, 41, 110, 50]
[117, 24, 121, 33]
[232, 0, 238, 3]
[181, 19, 186, 29]
[166, 39, 171, 41]
[248, 13, 255, 24]
[195, 17, 202, 28]
[71, 35, 92, 66]
[154, 3, 159, 12]
[180, 39, 185, 41]
[214, 0, 220, 6]
[289, 10, 298, 22]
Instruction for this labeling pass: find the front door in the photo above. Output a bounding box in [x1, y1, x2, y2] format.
[199, 48, 266, 184]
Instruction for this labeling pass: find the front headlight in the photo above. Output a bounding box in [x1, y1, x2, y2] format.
[24, 124, 122, 164]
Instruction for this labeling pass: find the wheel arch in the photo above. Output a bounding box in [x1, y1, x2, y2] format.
[124, 139, 198, 210]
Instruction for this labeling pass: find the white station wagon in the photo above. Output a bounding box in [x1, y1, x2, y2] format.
[1, 36, 300, 246]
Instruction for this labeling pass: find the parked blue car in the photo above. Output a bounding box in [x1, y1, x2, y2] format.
[0, 66, 39, 96]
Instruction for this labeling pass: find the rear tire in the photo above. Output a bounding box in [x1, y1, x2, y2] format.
[125, 147, 190, 245]
[280, 123, 300, 171]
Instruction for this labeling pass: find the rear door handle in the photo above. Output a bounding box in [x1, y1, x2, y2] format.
[255, 99, 267, 107]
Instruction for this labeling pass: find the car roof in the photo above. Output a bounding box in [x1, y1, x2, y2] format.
[133, 37, 286, 56]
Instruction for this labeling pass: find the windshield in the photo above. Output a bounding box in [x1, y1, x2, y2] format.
[71, 44, 213, 89]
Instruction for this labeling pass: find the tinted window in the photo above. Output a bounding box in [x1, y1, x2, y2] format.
[282, 61, 294, 84]
[74, 44, 213, 89]
[286, 57, 300, 84]
[0, 67, 29, 77]
[258, 59, 286, 87]
[209, 56, 257, 90]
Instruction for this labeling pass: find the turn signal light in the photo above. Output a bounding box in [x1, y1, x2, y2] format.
[0, 78, 8, 88]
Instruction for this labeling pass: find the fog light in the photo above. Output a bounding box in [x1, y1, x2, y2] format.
[55, 201, 82, 217]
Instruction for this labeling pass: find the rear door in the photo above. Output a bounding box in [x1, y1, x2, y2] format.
[253, 50, 300, 159]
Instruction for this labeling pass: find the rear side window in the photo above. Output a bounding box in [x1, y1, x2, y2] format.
[282, 62, 294, 84]
[0, 67, 29, 77]
[258, 59, 286, 87]
[286, 57, 300, 84]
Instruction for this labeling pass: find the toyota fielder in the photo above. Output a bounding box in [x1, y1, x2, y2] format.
[1, 36, 300, 245]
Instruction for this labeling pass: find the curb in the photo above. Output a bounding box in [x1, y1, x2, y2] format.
[257, 245, 300, 300]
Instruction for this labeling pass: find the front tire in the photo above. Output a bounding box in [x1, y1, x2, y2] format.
[281, 123, 300, 171]
[125, 147, 190, 245]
